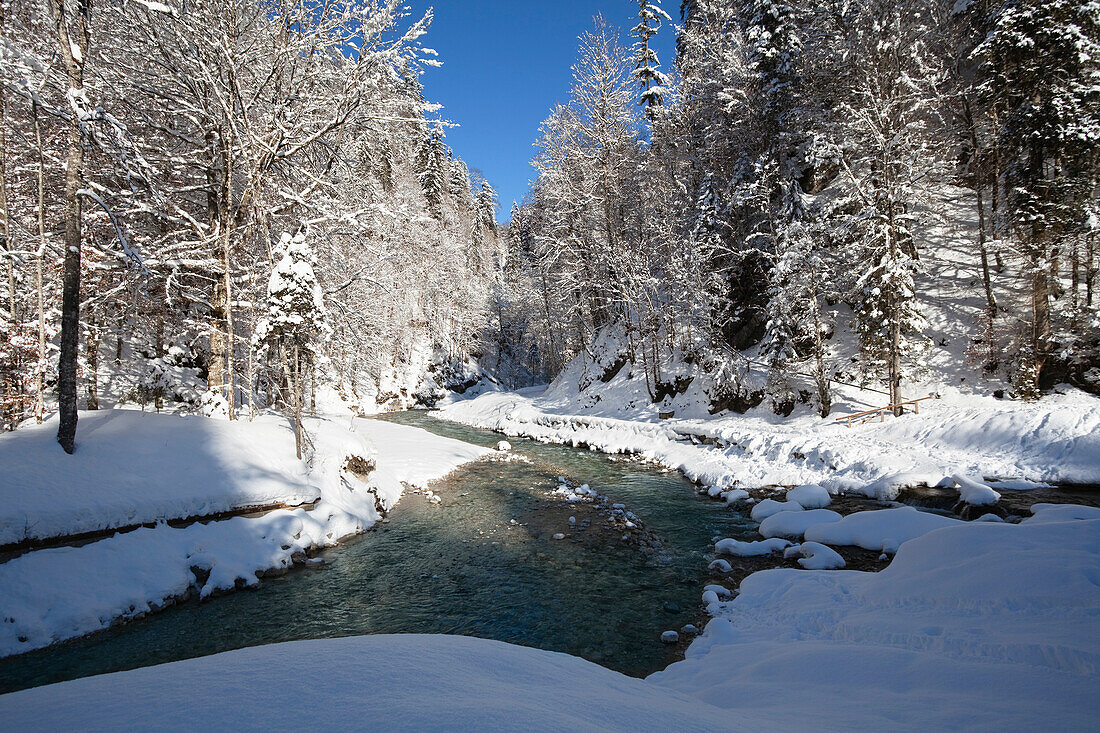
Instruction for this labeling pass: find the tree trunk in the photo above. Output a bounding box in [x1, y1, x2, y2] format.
[293, 343, 302, 460]
[208, 280, 227, 394]
[34, 100, 46, 424]
[85, 314, 99, 411]
[0, 10, 15, 430]
[1029, 258, 1050, 397]
[51, 0, 90, 454]
[223, 236, 236, 420]
[889, 313, 903, 415]
[813, 308, 831, 418]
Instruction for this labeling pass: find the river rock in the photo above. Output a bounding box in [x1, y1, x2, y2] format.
[663, 602, 681, 613]
[660, 630, 679, 644]
[681, 624, 700, 636]
[496, 441, 512, 451]
[552, 532, 565, 540]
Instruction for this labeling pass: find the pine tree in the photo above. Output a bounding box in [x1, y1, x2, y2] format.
[475, 182, 498, 236]
[417, 130, 447, 219]
[827, 0, 946, 412]
[253, 231, 329, 458]
[762, 183, 832, 416]
[633, 0, 671, 111]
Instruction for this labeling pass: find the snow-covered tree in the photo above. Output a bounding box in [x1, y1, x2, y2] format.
[975, 0, 1100, 397]
[253, 231, 328, 458]
[633, 0, 672, 111]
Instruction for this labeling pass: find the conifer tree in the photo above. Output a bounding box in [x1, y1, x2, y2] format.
[253, 231, 329, 458]
[633, 0, 671, 111]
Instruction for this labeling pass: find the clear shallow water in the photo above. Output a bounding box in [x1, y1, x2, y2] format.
[0, 411, 753, 692]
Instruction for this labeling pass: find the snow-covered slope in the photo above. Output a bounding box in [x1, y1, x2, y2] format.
[0, 635, 735, 732]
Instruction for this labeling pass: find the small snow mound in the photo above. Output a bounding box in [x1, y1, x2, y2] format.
[1025, 503, 1100, 524]
[951, 474, 1001, 506]
[805, 506, 962, 553]
[661, 630, 679, 644]
[860, 472, 942, 501]
[791, 541, 846, 570]
[759, 509, 842, 539]
[721, 489, 750, 504]
[785, 484, 832, 509]
[714, 537, 792, 557]
[750, 499, 804, 522]
[496, 441, 512, 452]
[708, 559, 732, 573]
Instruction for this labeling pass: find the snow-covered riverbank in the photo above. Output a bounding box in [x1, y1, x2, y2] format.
[436, 386, 1100, 495]
[0, 409, 488, 657]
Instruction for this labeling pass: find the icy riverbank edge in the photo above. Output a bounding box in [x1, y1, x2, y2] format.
[434, 387, 1100, 496]
[0, 409, 488, 658]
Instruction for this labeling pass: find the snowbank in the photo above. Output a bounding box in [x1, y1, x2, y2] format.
[6, 509, 1098, 731]
[651, 507, 1100, 731]
[0, 635, 735, 731]
[0, 410, 316, 546]
[0, 412, 488, 657]
[437, 387, 1100, 495]
[803, 506, 962, 553]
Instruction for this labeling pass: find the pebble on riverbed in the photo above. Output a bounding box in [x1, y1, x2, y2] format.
[660, 630, 680, 644]
[552, 532, 565, 540]
[681, 624, 699, 636]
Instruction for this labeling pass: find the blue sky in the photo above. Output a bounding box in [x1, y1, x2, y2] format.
[405, 1, 679, 220]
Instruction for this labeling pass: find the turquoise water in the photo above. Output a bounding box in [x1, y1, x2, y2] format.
[0, 412, 753, 692]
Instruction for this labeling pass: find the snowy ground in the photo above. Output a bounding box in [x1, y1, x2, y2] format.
[652, 503, 1100, 731]
[0, 411, 318, 546]
[0, 407, 488, 657]
[436, 385, 1100, 497]
[0, 635, 735, 731]
[2, 504, 1097, 731]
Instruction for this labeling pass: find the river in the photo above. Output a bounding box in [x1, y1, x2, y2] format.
[0, 411, 755, 692]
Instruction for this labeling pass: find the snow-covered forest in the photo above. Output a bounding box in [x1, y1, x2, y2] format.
[498, 0, 1099, 414]
[0, 0, 1097, 444]
[0, 0, 503, 449]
